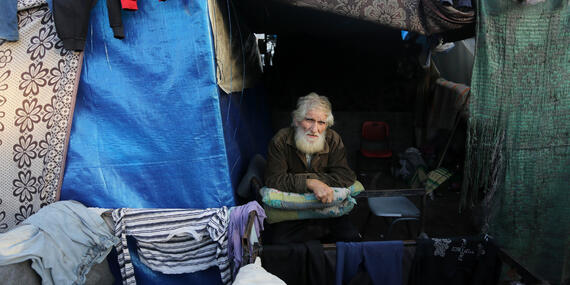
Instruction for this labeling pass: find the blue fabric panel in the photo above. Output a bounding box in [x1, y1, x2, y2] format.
[61, 0, 234, 210]
[218, 87, 273, 191]
[0, 0, 18, 41]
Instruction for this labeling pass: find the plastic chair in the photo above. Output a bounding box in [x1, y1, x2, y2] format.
[360, 121, 393, 159]
[357, 121, 393, 177]
[363, 187, 425, 240]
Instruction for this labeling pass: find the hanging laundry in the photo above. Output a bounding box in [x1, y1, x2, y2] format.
[228, 201, 266, 277]
[0, 201, 118, 285]
[408, 235, 501, 285]
[49, 0, 124, 51]
[261, 240, 331, 285]
[336, 241, 404, 285]
[107, 0, 125, 38]
[121, 0, 137, 10]
[112, 207, 231, 285]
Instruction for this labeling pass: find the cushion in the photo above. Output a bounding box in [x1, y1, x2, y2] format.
[260, 187, 352, 210]
[259, 181, 363, 224]
[260, 180, 364, 210]
[348, 180, 365, 196]
[425, 168, 452, 194]
[264, 198, 356, 224]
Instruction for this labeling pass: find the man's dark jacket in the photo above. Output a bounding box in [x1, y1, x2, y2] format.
[265, 127, 355, 193]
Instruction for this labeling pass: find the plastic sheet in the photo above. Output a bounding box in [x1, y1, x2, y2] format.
[60, 0, 234, 209]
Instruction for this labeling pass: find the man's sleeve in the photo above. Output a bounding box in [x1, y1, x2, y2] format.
[264, 137, 310, 193]
[311, 135, 356, 187]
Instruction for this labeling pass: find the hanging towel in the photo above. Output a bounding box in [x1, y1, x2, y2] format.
[112, 207, 231, 285]
[335, 241, 403, 285]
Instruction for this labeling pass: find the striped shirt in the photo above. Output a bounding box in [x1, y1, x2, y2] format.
[112, 207, 231, 285]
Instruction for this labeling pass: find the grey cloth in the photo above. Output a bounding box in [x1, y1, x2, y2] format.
[0, 201, 118, 285]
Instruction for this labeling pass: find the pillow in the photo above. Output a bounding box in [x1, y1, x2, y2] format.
[264, 198, 356, 224]
[260, 187, 352, 210]
[348, 180, 365, 196]
[260, 181, 364, 210]
[425, 168, 452, 194]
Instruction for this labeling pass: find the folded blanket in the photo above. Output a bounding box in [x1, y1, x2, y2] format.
[261, 187, 353, 210]
[264, 198, 356, 224]
[259, 181, 363, 223]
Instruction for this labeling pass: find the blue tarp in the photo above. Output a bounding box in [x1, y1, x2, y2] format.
[60, 1, 247, 283]
[59, 0, 274, 283]
[61, 0, 234, 210]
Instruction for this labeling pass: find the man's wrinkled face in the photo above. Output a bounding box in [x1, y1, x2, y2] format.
[298, 109, 327, 139]
[294, 108, 327, 154]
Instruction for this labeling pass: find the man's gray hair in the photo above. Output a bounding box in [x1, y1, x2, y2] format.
[291, 92, 334, 127]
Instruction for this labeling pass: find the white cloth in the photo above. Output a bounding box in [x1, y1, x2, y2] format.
[0, 201, 118, 285]
[233, 257, 286, 285]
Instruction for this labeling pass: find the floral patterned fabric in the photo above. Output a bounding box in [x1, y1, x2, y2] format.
[0, 0, 83, 232]
[291, 0, 474, 35]
[409, 236, 501, 285]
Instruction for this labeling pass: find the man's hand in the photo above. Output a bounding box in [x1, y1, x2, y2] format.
[306, 178, 334, 204]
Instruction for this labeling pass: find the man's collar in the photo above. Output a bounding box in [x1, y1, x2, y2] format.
[286, 127, 330, 154]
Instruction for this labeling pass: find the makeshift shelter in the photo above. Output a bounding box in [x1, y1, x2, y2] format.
[0, 0, 568, 284]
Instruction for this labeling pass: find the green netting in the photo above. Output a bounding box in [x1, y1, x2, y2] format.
[463, 1, 569, 283]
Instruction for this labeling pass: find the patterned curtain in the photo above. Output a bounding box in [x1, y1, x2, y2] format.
[0, 0, 82, 232]
[464, 0, 569, 283]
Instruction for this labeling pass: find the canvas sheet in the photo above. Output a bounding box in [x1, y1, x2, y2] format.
[208, 0, 262, 94]
[0, 0, 82, 232]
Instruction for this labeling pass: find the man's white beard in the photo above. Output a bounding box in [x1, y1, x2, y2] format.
[295, 127, 326, 154]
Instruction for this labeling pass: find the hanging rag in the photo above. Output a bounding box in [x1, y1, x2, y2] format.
[0, 201, 118, 285]
[335, 241, 403, 285]
[228, 201, 266, 277]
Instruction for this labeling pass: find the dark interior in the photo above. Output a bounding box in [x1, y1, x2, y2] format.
[232, 1, 478, 240]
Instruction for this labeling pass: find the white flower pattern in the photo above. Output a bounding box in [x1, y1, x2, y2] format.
[364, 0, 406, 29]
[433, 238, 452, 257]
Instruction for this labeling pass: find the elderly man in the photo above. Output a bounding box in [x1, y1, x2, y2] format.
[264, 92, 359, 244]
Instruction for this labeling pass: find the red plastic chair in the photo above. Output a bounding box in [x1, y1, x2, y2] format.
[360, 121, 393, 158]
